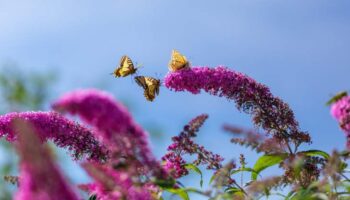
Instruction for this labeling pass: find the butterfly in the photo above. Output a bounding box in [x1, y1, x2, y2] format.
[168, 49, 190, 72]
[326, 91, 348, 106]
[134, 76, 160, 101]
[112, 55, 138, 77]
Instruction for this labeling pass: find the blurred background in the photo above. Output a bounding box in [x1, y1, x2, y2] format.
[0, 1, 349, 199]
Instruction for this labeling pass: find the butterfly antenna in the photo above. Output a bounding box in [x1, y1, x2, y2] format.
[136, 62, 144, 69]
[154, 72, 163, 86]
[154, 72, 163, 80]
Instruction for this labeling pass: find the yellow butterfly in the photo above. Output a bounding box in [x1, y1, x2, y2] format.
[113, 55, 138, 77]
[168, 50, 190, 72]
[134, 76, 160, 102]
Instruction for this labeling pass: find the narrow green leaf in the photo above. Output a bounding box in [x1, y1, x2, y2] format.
[300, 150, 330, 159]
[209, 173, 217, 185]
[166, 188, 190, 200]
[184, 187, 207, 196]
[231, 167, 259, 178]
[252, 153, 287, 180]
[154, 178, 176, 189]
[88, 194, 97, 200]
[285, 190, 295, 199]
[184, 164, 203, 187]
[289, 189, 313, 200]
[225, 187, 240, 194]
[326, 91, 347, 106]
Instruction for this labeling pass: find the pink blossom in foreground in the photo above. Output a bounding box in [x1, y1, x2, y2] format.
[13, 119, 79, 200]
[0, 111, 108, 161]
[165, 67, 310, 147]
[52, 89, 165, 176]
[81, 162, 152, 200]
[330, 95, 350, 148]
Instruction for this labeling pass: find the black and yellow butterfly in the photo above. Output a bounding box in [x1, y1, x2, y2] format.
[326, 91, 348, 106]
[112, 55, 138, 77]
[168, 50, 190, 72]
[134, 76, 160, 102]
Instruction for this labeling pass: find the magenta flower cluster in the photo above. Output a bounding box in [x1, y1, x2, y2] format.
[52, 89, 162, 176]
[2, 63, 339, 199]
[0, 111, 108, 161]
[52, 89, 167, 199]
[0, 89, 165, 199]
[165, 67, 310, 148]
[330, 95, 350, 148]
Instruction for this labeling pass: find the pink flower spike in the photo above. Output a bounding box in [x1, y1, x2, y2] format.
[13, 119, 79, 200]
[165, 66, 310, 145]
[0, 111, 108, 161]
[52, 89, 160, 173]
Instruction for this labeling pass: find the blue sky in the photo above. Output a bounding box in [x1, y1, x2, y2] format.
[1, 0, 350, 198]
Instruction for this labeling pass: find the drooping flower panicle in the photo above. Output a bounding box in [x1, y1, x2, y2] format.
[13, 119, 79, 200]
[162, 114, 224, 178]
[0, 111, 108, 161]
[52, 89, 165, 178]
[165, 67, 310, 147]
[224, 125, 285, 154]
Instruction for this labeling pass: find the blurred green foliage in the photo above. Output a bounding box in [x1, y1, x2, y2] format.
[0, 65, 55, 200]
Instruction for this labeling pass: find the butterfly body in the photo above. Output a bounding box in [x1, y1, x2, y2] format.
[168, 50, 190, 72]
[113, 55, 138, 77]
[134, 76, 160, 101]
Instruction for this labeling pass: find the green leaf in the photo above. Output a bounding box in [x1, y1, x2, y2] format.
[289, 189, 315, 200]
[209, 173, 218, 185]
[166, 188, 190, 200]
[184, 163, 203, 187]
[225, 187, 240, 194]
[184, 187, 207, 196]
[231, 167, 259, 178]
[252, 154, 288, 180]
[154, 178, 176, 188]
[326, 91, 347, 106]
[88, 194, 97, 200]
[285, 190, 295, 199]
[300, 150, 330, 159]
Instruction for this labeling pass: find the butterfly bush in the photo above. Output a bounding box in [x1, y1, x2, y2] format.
[165, 66, 311, 152]
[2, 63, 350, 200]
[80, 162, 153, 200]
[0, 111, 108, 161]
[13, 119, 79, 200]
[162, 114, 224, 178]
[52, 89, 167, 198]
[330, 95, 350, 148]
[52, 89, 155, 165]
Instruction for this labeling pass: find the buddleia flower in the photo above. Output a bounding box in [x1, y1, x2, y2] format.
[0, 111, 108, 161]
[165, 66, 310, 150]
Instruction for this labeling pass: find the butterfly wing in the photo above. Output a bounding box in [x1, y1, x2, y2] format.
[134, 76, 148, 90]
[145, 77, 160, 101]
[114, 56, 137, 77]
[168, 50, 189, 71]
[135, 76, 160, 101]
